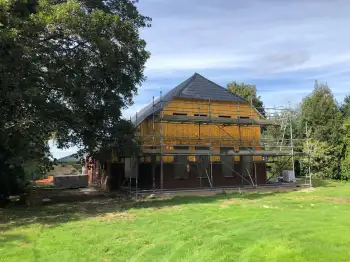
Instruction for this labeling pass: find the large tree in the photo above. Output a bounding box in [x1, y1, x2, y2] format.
[300, 81, 344, 179]
[341, 120, 350, 179]
[0, 0, 150, 200]
[340, 95, 350, 179]
[227, 81, 265, 116]
[341, 95, 350, 118]
[300, 81, 343, 145]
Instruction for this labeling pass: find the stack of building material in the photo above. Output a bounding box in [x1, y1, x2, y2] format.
[53, 175, 88, 189]
[282, 170, 296, 182]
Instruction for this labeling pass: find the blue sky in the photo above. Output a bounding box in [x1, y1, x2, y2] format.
[51, 0, 350, 158]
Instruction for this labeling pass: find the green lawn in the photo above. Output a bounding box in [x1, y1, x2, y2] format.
[1, 181, 350, 262]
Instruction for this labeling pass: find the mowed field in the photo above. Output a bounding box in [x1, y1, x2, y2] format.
[1, 181, 350, 262]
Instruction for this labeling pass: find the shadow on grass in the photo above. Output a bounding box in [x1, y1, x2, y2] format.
[297, 178, 340, 188]
[0, 233, 30, 248]
[0, 190, 291, 233]
[310, 179, 347, 188]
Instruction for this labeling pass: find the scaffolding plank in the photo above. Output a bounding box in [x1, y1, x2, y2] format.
[159, 115, 279, 126]
[141, 149, 304, 156]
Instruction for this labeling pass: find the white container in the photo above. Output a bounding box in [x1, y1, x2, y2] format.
[282, 170, 296, 182]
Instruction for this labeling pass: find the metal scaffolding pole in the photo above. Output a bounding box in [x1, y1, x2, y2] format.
[306, 122, 312, 187]
[289, 103, 295, 176]
[129, 161, 131, 193]
[135, 158, 139, 196]
[245, 167, 255, 187]
[198, 100, 202, 188]
[134, 98, 309, 191]
[152, 96, 156, 191]
[160, 91, 164, 191]
[136, 112, 138, 195]
[254, 162, 258, 187]
[209, 98, 213, 189]
[220, 160, 253, 185]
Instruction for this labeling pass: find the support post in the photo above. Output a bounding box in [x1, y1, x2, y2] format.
[152, 156, 156, 191]
[254, 162, 258, 187]
[152, 96, 155, 131]
[160, 91, 164, 191]
[152, 96, 156, 191]
[220, 160, 252, 185]
[245, 167, 255, 187]
[289, 102, 295, 177]
[136, 112, 138, 195]
[129, 161, 132, 194]
[136, 157, 139, 196]
[209, 99, 213, 189]
[238, 102, 242, 147]
[306, 122, 312, 187]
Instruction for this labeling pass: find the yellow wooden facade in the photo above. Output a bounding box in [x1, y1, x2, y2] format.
[138, 98, 263, 163]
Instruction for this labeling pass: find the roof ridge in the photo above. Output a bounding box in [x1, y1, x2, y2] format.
[192, 73, 249, 103]
[173, 73, 197, 97]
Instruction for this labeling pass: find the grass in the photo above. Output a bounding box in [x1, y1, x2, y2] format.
[1, 181, 350, 262]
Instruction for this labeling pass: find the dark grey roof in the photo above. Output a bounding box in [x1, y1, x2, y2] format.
[57, 154, 80, 163]
[132, 73, 247, 125]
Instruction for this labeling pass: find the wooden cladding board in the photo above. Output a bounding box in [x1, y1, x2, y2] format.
[138, 98, 263, 163]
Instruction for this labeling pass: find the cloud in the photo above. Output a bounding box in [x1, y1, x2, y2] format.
[139, 0, 350, 73]
[133, 0, 349, 110]
[257, 51, 310, 74]
[51, 0, 350, 156]
[122, 103, 149, 120]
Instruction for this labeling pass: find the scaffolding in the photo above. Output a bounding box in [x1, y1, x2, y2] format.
[128, 94, 311, 193]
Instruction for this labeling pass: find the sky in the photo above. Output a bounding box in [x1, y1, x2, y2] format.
[51, 0, 350, 159]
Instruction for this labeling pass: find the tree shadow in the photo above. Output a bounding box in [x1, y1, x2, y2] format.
[0, 190, 291, 232]
[310, 179, 340, 188]
[0, 233, 30, 248]
[297, 178, 336, 188]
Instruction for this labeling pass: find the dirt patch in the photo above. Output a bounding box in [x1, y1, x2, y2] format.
[152, 205, 183, 212]
[217, 199, 237, 208]
[325, 197, 350, 203]
[224, 199, 237, 204]
[298, 187, 316, 193]
[97, 212, 136, 221]
[292, 196, 350, 203]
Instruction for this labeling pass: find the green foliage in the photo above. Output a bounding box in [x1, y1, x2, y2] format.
[300, 81, 343, 144]
[298, 81, 344, 179]
[341, 95, 350, 118]
[0, 0, 150, 198]
[72, 164, 82, 170]
[302, 139, 341, 179]
[227, 81, 265, 116]
[341, 120, 350, 179]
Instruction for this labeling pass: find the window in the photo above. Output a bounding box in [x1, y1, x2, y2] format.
[239, 116, 250, 119]
[174, 146, 189, 150]
[219, 115, 231, 118]
[194, 114, 208, 117]
[195, 146, 209, 151]
[173, 113, 187, 116]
